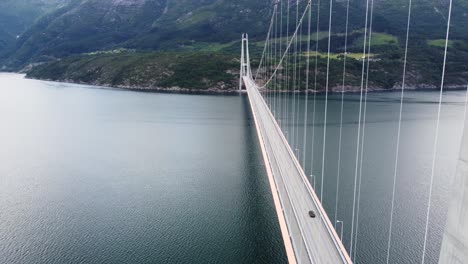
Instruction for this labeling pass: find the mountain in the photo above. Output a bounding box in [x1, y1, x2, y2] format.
[1, 0, 467, 90]
[2, 0, 272, 68]
[0, 0, 71, 53]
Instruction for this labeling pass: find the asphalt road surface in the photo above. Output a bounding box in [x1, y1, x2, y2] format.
[244, 77, 351, 264]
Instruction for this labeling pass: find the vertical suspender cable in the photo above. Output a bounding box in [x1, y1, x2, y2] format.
[280, 0, 284, 127]
[320, 0, 333, 201]
[276, 4, 280, 118]
[255, 5, 277, 87]
[269, 26, 272, 107]
[274, 3, 279, 116]
[260, 2, 311, 142]
[386, 0, 412, 262]
[310, 0, 321, 177]
[354, 0, 375, 259]
[267, 21, 271, 105]
[260, 0, 310, 142]
[350, 0, 370, 258]
[276, 4, 280, 119]
[270, 23, 274, 107]
[261, 5, 311, 89]
[292, 0, 299, 149]
[421, 0, 453, 262]
[302, 0, 312, 167]
[334, 0, 351, 229]
[265, 27, 268, 100]
[297, 16, 303, 154]
[286, 0, 291, 136]
[268, 23, 272, 100]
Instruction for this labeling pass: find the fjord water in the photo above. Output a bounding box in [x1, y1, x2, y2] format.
[0, 73, 287, 264]
[1, 73, 466, 264]
[273, 90, 466, 264]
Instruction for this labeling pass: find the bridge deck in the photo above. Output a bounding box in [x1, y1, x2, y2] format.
[244, 77, 352, 264]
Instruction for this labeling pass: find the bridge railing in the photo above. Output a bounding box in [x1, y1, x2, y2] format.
[246, 77, 311, 263]
[245, 77, 351, 263]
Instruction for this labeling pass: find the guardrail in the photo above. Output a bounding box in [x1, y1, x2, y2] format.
[244, 77, 352, 264]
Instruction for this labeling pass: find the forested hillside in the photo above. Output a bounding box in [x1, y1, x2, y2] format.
[0, 0, 70, 54]
[1, 0, 467, 90]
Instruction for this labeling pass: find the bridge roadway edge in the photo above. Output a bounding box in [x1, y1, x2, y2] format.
[244, 77, 353, 264]
[245, 80, 298, 264]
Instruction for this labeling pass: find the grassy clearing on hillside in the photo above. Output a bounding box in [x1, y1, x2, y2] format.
[176, 10, 216, 29]
[303, 51, 375, 60]
[181, 41, 237, 52]
[371, 33, 398, 45]
[427, 39, 455, 48]
[254, 31, 331, 47]
[253, 31, 397, 47]
[352, 32, 398, 48]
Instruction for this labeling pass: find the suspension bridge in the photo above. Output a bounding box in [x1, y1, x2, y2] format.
[239, 0, 467, 263]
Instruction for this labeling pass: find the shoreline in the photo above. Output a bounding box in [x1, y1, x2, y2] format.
[24, 75, 246, 95]
[15, 73, 468, 95]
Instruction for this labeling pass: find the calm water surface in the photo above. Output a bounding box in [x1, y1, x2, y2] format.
[0, 73, 287, 264]
[1, 73, 466, 264]
[269, 89, 466, 264]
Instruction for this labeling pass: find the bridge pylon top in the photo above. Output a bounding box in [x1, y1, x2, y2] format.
[239, 33, 252, 90]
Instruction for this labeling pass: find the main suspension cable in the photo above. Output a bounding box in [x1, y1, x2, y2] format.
[255, 4, 279, 81]
[260, 1, 312, 88]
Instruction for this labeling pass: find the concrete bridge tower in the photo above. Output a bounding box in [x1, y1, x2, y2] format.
[239, 33, 251, 90]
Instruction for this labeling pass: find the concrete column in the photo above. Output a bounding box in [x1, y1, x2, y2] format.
[438, 113, 468, 263]
[245, 34, 251, 78]
[239, 34, 245, 90]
